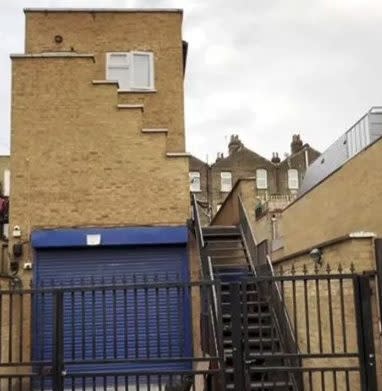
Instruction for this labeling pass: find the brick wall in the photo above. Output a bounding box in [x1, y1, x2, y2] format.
[10, 11, 190, 250]
[24, 10, 185, 152]
[273, 237, 382, 389]
[10, 57, 189, 237]
[281, 138, 382, 255]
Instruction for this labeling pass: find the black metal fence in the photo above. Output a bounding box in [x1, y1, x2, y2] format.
[0, 279, 223, 391]
[225, 270, 377, 391]
[0, 272, 378, 390]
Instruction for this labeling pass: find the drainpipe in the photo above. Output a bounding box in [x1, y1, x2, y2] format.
[304, 148, 309, 169]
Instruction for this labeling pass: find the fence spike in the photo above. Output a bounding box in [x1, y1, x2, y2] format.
[279, 265, 284, 276]
[326, 263, 331, 274]
[338, 263, 343, 274]
[291, 264, 296, 275]
[314, 263, 319, 274]
[350, 262, 355, 273]
[303, 264, 308, 275]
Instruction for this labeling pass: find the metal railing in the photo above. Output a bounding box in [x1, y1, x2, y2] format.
[238, 196, 302, 389]
[191, 194, 226, 389]
[0, 279, 222, 391]
[227, 271, 376, 391]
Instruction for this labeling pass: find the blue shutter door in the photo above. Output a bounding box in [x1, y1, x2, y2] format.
[33, 244, 192, 375]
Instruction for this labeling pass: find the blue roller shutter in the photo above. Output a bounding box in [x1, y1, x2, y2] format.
[33, 244, 192, 375]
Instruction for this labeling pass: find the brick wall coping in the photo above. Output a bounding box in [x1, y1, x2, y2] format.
[11, 53, 95, 59]
[210, 177, 256, 225]
[166, 152, 191, 157]
[273, 231, 377, 265]
[24, 8, 183, 14]
[92, 80, 119, 86]
[117, 104, 144, 110]
[142, 128, 168, 133]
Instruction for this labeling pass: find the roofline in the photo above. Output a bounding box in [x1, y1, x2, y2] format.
[272, 232, 376, 265]
[24, 8, 183, 14]
[210, 146, 275, 168]
[283, 135, 382, 211]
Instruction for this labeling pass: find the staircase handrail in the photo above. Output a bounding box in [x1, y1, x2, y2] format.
[238, 196, 302, 389]
[191, 194, 226, 388]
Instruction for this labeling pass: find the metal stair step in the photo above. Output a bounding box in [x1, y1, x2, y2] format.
[204, 239, 243, 246]
[222, 312, 272, 320]
[223, 324, 273, 333]
[222, 300, 268, 307]
[226, 381, 293, 390]
[206, 246, 245, 252]
[224, 337, 279, 346]
[210, 254, 248, 260]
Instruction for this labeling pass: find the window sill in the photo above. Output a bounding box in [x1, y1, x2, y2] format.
[142, 128, 168, 134]
[191, 190, 202, 193]
[166, 152, 191, 158]
[118, 89, 157, 94]
[92, 80, 119, 86]
[117, 104, 144, 110]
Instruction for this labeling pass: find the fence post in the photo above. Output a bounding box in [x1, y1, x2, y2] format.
[354, 275, 377, 391]
[52, 290, 64, 391]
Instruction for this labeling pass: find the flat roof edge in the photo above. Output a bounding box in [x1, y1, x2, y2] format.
[10, 53, 95, 59]
[24, 8, 183, 13]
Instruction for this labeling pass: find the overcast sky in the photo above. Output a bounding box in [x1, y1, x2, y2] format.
[1, 0, 382, 162]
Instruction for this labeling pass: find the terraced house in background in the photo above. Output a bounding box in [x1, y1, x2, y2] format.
[190, 134, 320, 225]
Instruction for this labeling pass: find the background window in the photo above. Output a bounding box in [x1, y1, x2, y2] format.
[106, 52, 154, 90]
[256, 169, 268, 189]
[288, 169, 299, 189]
[189, 172, 201, 192]
[221, 172, 232, 192]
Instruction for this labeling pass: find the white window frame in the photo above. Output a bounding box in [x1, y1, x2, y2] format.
[189, 171, 201, 192]
[288, 169, 299, 190]
[220, 172, 232, 192]
[130, 51, 155, 91]
[256, 169, 268, 189]
[106, 52, 130, 83]
[106, 51, 155, 91]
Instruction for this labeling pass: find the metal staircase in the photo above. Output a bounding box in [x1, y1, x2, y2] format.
[192, 195, 300, 391]
[202, 225, 296, 390]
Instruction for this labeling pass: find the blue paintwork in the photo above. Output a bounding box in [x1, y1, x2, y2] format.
[32, 226, 192, 378]
[31, 226, 188, 248]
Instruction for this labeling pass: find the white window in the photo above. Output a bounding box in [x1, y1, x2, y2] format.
[221, 172, 232, 192]
[106, 52, 154, 91]
[256, 169, 268, 189]
[189, 172, 201, 192]
[288, 169, 299, 189]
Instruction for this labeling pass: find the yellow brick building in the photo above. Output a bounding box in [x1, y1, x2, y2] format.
[5, 9, 197, 387]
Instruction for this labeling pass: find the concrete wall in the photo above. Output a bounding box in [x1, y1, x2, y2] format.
[281, 138, 382, 256]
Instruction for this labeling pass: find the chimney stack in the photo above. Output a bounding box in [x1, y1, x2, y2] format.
[271, 152, 281, 163]
[291, 134, 303, 154]
[228, 134, 243, 155]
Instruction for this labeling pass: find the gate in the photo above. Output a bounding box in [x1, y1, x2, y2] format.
[0, 272, 378, 391]
[227, 270, 377, 391]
